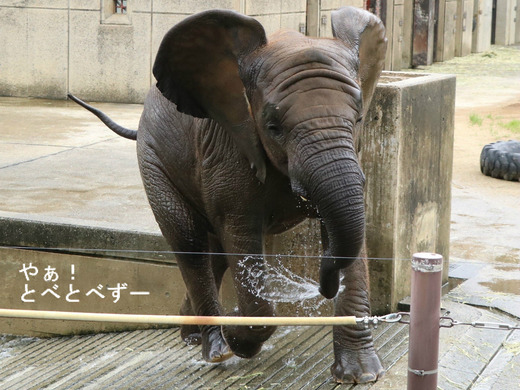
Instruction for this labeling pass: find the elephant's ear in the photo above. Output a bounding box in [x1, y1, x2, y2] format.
[153, 10, 268, 182]
[331, 7, 387, 115]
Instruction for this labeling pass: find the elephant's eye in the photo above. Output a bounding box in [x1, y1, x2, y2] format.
[267, 123, 283, 138]
[356, 115, 363, 124]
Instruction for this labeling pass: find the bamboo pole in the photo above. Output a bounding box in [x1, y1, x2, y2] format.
[0, 308, 358, 327]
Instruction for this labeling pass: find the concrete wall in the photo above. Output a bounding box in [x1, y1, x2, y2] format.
[402, 0, 414, 67]
[387, 0, 405, 70]
[494, 0, 517, 45]
[0, 246, 182, 336]
[435, 0, 458, 61]
[472, 0, 493, 52]
[455, 0, 474, 56]
[360, 72, 455, 313]
[316, 0, 365, 37]
[1, 0, 507, 102]
[1, 1, 69, 99]
[0, 0, 312, 103]
[517, 0, 520, 43]
[410, 0, 435, 67]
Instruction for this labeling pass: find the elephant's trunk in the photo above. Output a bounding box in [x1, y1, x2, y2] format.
[290, 133, 365, 299]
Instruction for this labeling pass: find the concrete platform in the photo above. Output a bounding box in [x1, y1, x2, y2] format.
[0, 97, 155, 232]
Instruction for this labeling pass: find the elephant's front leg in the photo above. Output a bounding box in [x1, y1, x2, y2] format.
[331, 256, 385, 383]
[220, 233, 277, 358]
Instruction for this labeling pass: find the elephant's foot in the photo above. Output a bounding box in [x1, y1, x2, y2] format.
[181, 324, 202, 345]
[221, 324, 276, 359]
[331, 346, 385, 384]
[201, 325, 234, 363]
[179, 294, 202, 345]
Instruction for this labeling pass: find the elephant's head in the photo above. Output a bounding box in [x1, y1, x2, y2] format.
[153, 8, 387, 299]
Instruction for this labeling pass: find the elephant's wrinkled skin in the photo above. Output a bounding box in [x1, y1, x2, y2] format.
[70, 7, 387, 383]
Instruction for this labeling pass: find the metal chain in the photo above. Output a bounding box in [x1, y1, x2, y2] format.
[394, 311, 520, 330]
[439, 316, 520, 330]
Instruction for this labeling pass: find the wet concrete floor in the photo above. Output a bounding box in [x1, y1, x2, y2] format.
[0, 300, 518, 389]
[410, 45, 520, 321]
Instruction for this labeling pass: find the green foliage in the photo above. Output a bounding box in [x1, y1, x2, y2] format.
[472, 113, 520, 138]
[469, 113, 483, 126]
[481, 51, 497, 58]
[498, 119, 520, 134]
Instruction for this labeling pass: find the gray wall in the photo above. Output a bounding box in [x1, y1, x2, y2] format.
[472, 0, 493, 52]
[1, 0, 516, 103]
[0, 0, 354, 103]
[494, 0, 517, 45]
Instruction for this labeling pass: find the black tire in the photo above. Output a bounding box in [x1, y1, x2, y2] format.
[480, 140, 520, 181]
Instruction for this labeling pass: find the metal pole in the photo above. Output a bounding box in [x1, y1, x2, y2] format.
[407, 252, 443, 390]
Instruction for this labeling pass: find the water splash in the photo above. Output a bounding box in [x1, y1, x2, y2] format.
[235, 255, 344, 315]
[0, 350, 12, 359]
[262, 260, 322, 302]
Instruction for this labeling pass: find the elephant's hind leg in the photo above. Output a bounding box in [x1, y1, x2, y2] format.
[138, 161, 232, 363]
[176, 254, 233, 363]
[180, 237, 229, 350]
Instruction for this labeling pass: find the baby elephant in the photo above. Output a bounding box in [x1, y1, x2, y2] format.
[70, 6, 387, 383]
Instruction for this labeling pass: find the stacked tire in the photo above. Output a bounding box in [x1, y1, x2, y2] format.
[480, 140, 520, 181]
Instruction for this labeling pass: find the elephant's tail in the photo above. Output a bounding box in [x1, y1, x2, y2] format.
[67, 94, 138, 141]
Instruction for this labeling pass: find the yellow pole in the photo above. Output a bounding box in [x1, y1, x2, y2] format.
[0, 308, 358, 327]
